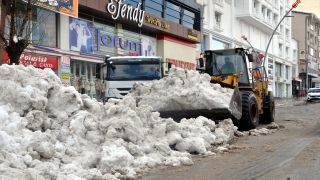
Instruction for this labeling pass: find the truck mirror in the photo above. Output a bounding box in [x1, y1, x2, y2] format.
[168, 62, 172, 69]
[104, 55, 110, 64]
[199, 58, 204, 67]
[247, 54, 254, 62]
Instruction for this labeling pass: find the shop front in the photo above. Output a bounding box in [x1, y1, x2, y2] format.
[76, 0, 203, 72]
[3, 51, 59, 75]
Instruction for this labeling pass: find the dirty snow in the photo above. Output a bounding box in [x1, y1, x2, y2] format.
[129, 68, 235, 111]
[0, 65, 249, 180]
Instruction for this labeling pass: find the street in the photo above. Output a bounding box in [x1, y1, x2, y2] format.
[139, 99, 320, 180]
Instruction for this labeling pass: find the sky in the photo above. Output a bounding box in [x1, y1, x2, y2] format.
[0, 65, 277, 180]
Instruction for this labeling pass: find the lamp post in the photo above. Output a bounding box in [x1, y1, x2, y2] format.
[262, 1, 300, 68]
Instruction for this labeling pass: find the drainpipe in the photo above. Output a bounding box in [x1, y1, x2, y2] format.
[305, 14, 308, 90]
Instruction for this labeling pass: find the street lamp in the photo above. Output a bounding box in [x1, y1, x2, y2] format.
[262, 0, 301, 68]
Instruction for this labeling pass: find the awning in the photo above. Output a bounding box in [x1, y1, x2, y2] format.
[292, 76, 302, 82]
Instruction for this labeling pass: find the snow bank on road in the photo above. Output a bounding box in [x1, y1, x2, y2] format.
[129, 68, 234, 111]
[0, 65, 238, 180]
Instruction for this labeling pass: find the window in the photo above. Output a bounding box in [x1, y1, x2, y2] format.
[32, 9, 57, 47]
[5, 4, 57, 48]
[125, 0, 142, 8]
[215, 13, 221, 27]
[275, 63, 281, 77]
[165, 1, 180, 24]
[145, 0, 163, 18]
[183, 9, 195, 29]
[286, 66, 289, 79]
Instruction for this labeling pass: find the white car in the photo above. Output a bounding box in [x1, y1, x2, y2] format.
[307, 88, 320, 102]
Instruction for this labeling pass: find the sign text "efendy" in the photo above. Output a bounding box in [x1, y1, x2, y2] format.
[107, 0, 145, 27]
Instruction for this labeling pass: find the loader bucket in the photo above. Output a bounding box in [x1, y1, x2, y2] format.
[157, 87, 243, 122]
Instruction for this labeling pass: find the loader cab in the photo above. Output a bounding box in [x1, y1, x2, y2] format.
[204, 48, 251, 87]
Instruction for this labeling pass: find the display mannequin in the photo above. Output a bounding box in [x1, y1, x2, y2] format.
[90, 80, 96, 98]
[100, 80, 106, 104]
[85, 79, 90, 94]
[95, 78, 100, 98]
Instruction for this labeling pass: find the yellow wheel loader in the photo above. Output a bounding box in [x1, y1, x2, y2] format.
[158, 48, 275, 131]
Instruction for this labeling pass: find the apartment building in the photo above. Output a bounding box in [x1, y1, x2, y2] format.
[292, 10, 320, 89]
[196, 0, 298, 98]
[293, 0, 320, 19]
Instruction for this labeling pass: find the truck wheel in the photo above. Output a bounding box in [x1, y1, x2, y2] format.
[233, 91, 259, 131]
[259, 91, 275, 124]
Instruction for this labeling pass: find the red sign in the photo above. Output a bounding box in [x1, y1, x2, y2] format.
[167, 58, 196, 70]
[3, 51, 59, 70]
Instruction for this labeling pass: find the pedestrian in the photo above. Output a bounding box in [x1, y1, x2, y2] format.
[295, 86, 299, 98]
[100, 81, 106, 104]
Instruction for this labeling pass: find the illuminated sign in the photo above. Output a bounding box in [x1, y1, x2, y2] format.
[145, 16, 169, 29]
[107, 0, 145, 27]
[96, 28, 142, 55]
[187, 29, 198, 41]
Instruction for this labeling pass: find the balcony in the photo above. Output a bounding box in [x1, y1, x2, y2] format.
[278, 36, 284, 44]
[236, 10, 280, 35]
[285, 21, 290, 29]
[215, 0, 223, 6]
[279, 50, 283, 57]
[214, 22, 224, 32]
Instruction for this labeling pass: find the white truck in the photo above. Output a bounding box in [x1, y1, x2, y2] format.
[99, 55, 164, 102]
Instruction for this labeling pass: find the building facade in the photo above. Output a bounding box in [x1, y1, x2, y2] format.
[293, 0, 320, 19]
[197, 0, 297, 98]
[292, 10, 320, 90]
[0, 0, 204, 95]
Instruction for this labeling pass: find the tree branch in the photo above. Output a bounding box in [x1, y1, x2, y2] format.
[18, 0, 32, 38]
[9, 0, 16, 41]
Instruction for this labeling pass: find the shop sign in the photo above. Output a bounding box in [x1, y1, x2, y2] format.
[97, 28, 142, 55]
[61, 56, 71, 86]
[107, 0, 145, 27]
[145, 16, 169, 29]
[23, 0, 78, 18]
[3, 51, 58, 69]
[168, 59, 196, 70]
[187, 29, 198, 41]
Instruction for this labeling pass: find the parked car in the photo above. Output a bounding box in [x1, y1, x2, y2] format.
[307, 88, 320, 102]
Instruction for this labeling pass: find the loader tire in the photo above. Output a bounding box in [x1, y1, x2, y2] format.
[259, 91, 275, 124]
[233, 91, 259, 131]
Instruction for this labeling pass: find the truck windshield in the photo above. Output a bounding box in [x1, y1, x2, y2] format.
[107, 60, 162, 80]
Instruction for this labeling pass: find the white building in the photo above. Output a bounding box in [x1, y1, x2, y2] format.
[197, 0, 298, 98]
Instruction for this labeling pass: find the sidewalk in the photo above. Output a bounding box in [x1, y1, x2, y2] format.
[275, 96, 307, 107]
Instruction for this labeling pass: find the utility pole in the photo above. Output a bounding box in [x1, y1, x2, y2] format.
[306, 54, 308, 89]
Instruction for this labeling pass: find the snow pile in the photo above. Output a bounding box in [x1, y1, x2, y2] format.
[0, 64, 238, 180]
[129, 68, 234, 111]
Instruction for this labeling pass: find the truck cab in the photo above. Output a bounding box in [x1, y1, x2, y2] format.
[103, 56, 163, 101]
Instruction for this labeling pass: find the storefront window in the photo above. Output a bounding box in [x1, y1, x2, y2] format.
[70, 60, 101, 99]
[212, 39, 229, 50]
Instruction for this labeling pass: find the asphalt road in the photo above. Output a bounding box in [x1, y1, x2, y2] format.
[139, 100, 320, 180]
